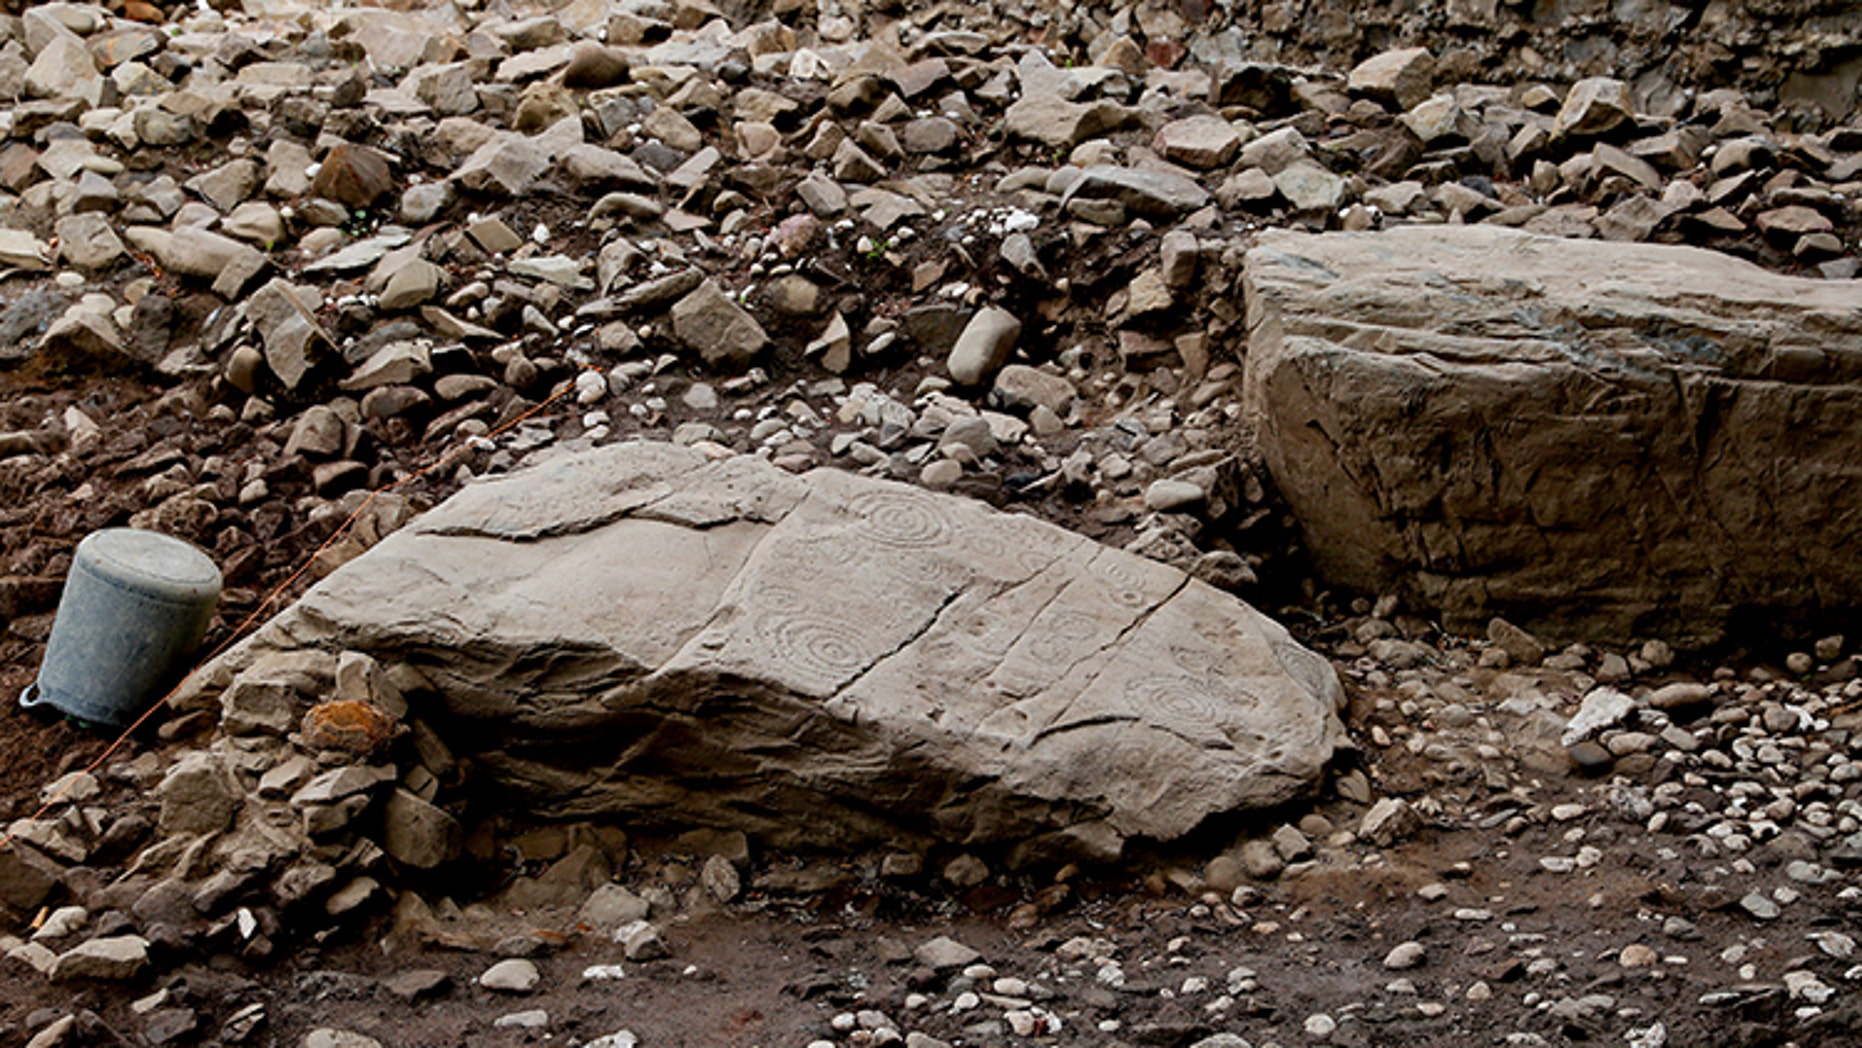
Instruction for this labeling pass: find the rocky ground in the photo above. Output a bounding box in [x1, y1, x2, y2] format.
[0, 0, 1858, 1045]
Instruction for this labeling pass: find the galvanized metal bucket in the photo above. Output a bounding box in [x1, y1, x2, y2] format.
[21, 528, 222, 727]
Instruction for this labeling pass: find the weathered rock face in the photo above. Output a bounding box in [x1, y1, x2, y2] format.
[1242, 225, 1862, 648]
[240, 442, 1345, 857]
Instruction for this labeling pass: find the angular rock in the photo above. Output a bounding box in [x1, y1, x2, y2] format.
[914, 936, 982, 971]
[399, 182, 456, 225]
[283, 405, 346, 458]
[617, 919, 667, 960]
[187, 443, 1347, 856]
[832, 139, 886, 183]
[1160, 229, 1200, 289]
[902, 117, 959, 155]
[222, 202, 286, 247]
[26, 33, 99, 102]
[265, 140, 316, 199]
[1273, 162, 1347, 212]
[0, 229, 52, 271]
[291, 764, 395, 807]
[158, 752, 240, 836]
[1358, 797, 1421, 847]
[701, 854, 740, 902]
[1060, 165, 1211, 219]
[1562, 687, 1636, 746]
[1553, 77, 1634, 139]
[514, 82, 578, 135]
[1238, 126, 1310, 175]
[1402, 96, 1469, 143]
[0, 842, 61, 910]
[454, 133, 550, 197]
[1153, 115, 1243, 170]
[409, 63, 478, 116]
[1487, 618, 1546, 666]
[562, 145, 656, 192]
[48, 935, 148, 982]
[991, 364, 1074, 415]
[55, 213, 125, 271]
[187, 159, 259, 213]
[245, 279, 331, 391]
[381, 788, 461, 869]
[41, 298, 129, 367]
[1213, 61, 1296, 112]
[670, 280, 767, 370]
[312, 144, 395, 211]
[579, 884, 651, 927]
[221, 678, 295, 737]
[1596, 195, 1678, 242]
[379, 260, 443, 311]
[1004, 94, 1135, 148]
[1348, 48, 1435, 110]
[1242, 224, 1862, 645]
[123, 227, 261, 281]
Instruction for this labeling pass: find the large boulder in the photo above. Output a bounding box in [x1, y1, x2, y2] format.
[1242, 225, 1862, 647]
[235, 443, 1345, 858]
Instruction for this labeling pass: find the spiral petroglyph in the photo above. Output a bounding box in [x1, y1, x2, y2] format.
[847, 490, 956, 550]
[1024, 609, 1107, 665]
[1091, 555, 1163, 609]
[760, 613, 875, 687]
[1124, 674, 1263, 744]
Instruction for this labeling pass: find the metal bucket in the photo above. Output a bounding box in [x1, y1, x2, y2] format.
[21, 528, 222, 727]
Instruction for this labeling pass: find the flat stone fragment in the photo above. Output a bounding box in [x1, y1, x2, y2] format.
[915, 936, 982, 971]
[1153, 114, 1243, 169]
[49, 935, 149, 982]
[1004, 94, 1134, 147]
[1060, 165, 1212, 218]
[454, 133, 550, 197]
[123, 226, 260, 280]
[0, 229, 52, 270]
[196, 443, 1346, 859]
[1272, 162, 1346, 212]
[302, 1032, 385, 1048]
[1242, 225, 1862, 646]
